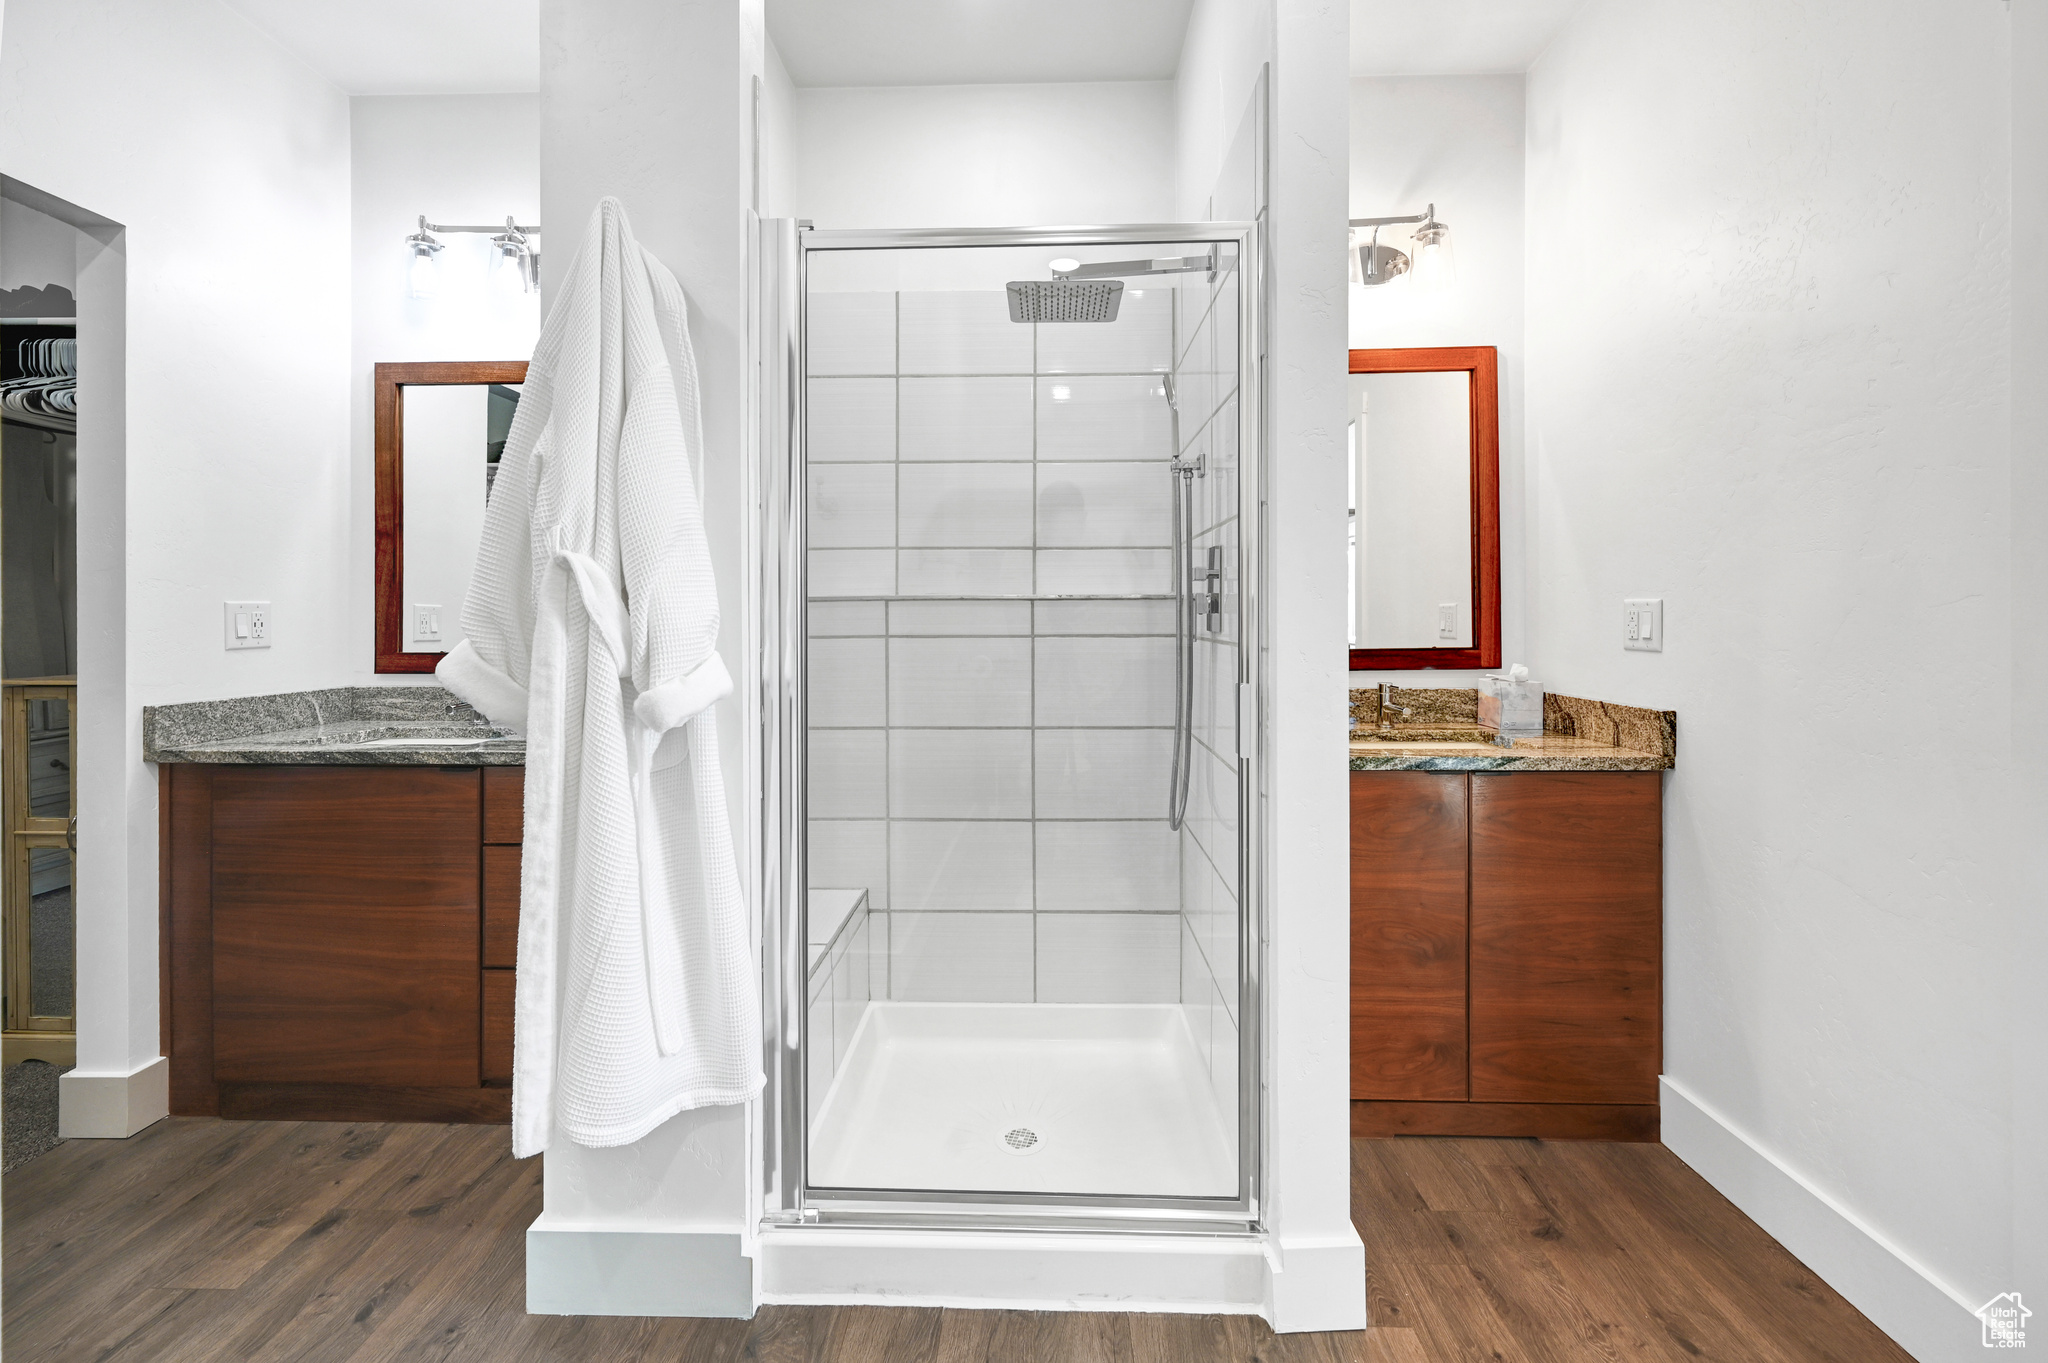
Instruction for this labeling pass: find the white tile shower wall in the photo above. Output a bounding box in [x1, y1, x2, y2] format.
[805, 378, 896, 461]
[808, 600, 1186, 1003]
[1036, 914, 1180, 1003]
[888, 911, 1034, 1002]
[807, 292, 896, 375]
[900, 377, 1034, 460]
[1036, 463, 1172, 548]
[1037, 376, 1174, 460]
[890, 822, 1034, 912]
[802, 286, 1233, 1009]
[897, 291, 1035, 374]
[898, 463, 1035, 545]
[807, 890, 874, 1123]
[888, 636, 1032, 726]
[1167, 256, 1243, 1099]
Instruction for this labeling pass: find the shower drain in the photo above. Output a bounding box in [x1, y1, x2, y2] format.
[998, 1126, 1043, 1156]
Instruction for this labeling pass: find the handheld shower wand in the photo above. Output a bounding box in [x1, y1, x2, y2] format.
[1167, 374, 1201, 832]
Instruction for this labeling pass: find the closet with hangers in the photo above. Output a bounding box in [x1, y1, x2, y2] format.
[1, 305, 79, 1056]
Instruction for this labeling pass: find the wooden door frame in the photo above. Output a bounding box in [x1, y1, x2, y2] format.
[373, 360, 528, 673]
[1347, 346, 1503, 672]
[3, 680, 77, 1039]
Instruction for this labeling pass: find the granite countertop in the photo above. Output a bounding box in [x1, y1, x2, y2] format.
[1347, 688, 1675, 773]
[146, 686, 525, 766]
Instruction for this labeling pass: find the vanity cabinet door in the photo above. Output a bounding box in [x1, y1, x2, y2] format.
[1468, 772, 1662, 1104]
[1349, 771, 1469, 1100]
[210, 767, 482, 1088]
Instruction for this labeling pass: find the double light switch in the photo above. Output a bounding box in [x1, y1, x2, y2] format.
[1623, 598, 1663, 652]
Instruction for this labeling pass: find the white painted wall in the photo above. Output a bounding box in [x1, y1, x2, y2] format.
[1347, 74, 1524, 682]
[1171, 0, 1272, 220]
[786, 80, 1175, 229]
[1174, 0, 1368, 1331]
[530, 0, 761, 1316]
[1526, 3, 2013, 1359]
[760, 40, 797, 219]
[2010, 0, 2048, 1340]
[349, 93, 541, 673]
[0, 0, 352, 1132]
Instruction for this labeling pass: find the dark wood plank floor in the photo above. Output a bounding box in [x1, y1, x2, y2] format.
[2, 1119, 1913, 1361]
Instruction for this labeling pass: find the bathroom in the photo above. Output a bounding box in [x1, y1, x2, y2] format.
[0, 0, 2037, 1359]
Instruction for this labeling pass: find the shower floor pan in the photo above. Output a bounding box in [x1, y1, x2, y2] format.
[807, 1003, 1236, 1200]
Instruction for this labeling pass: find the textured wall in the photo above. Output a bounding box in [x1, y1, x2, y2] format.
[0, 0, 352, 1113]
[1526, 1, 2013, 1354]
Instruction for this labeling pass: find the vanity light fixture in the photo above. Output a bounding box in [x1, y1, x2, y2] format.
[405, 217, 444, 299]
[489, 218, 539, 294]
[405, 213, 542, 298]
[1349, 204, 1456, 290]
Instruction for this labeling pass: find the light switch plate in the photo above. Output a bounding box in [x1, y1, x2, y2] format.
[224, 600, 271, 650]
[414, 603, 443, 643]
[1437, 603, 1457, 639]
[1623, 597, 1663, 652]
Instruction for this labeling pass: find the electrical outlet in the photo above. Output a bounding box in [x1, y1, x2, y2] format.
[1623, 597, 1663, 652]
[224, 600, 271, 650]
[414, 603, 443, 643]
[1437, 602, 1457, 639]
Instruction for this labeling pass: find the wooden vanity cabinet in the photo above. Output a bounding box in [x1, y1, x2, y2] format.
[164, 763, 525, 1123]
[1350, 770, 1662, 1141]
[480, 766, 521, 1085]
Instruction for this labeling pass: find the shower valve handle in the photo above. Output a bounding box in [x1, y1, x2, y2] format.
[1201, 546, 1225, 633]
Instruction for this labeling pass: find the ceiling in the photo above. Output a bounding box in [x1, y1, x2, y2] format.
[221, 0, 541, 95]
[220, 0, 1580, 97]
[767, 0, 1198, 88]
[1350, 0, 1587, 76]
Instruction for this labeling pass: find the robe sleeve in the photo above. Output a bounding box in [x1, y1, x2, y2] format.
[618, 256, 732, 736]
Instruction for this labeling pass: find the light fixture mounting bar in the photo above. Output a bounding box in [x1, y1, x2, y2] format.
[1349, 203, 1435, 229]
[421, 219, 540, 235]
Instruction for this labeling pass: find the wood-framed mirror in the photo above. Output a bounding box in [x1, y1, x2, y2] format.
[1347, 346, 1501, 671]
[373, 360, 528, 673]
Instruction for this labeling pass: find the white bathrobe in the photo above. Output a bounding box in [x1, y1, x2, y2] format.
[438, 197, 762, 1156]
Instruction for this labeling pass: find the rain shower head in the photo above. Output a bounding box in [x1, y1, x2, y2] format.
[1006, 278, 1124, 324]
[1008, 248, 1220, 324]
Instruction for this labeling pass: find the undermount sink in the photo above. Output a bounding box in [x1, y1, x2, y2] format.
[265, 723, 517, 748]
[1352, 726, 1501, 744]
[355, 734, 515, 748]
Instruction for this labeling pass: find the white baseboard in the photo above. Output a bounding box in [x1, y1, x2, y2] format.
[58, 1055, 167, 1138]
[1659, 1076, 1983, 1363]
[526, 1219, 754, 1317]
[759, 1226, 1270, 1317]
[1264, 1230, 1369, 1333]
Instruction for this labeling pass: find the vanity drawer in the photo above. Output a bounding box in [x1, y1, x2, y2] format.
[483, 766, 525, 844]
[482, 969, 515, 1084]
[483, 846, 520, 967]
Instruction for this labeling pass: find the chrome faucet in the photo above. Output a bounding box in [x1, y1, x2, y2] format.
[1379, 683, 1410, 730]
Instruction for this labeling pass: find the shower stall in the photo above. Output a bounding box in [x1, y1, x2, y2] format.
[756, 221, 1261, 1231]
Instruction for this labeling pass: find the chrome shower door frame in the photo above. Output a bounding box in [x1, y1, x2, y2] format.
[754, 220, 1265, 1233]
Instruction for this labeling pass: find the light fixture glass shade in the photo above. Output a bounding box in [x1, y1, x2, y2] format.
[406, 240, 441, 299]
[491, 240, 528, 294]
[1410, 218, 1455, 291]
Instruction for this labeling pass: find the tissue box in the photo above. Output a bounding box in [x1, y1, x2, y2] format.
[1478, 672, 1544, 737]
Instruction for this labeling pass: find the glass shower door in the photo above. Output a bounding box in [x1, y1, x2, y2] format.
[788, 227, 1256, 1213]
